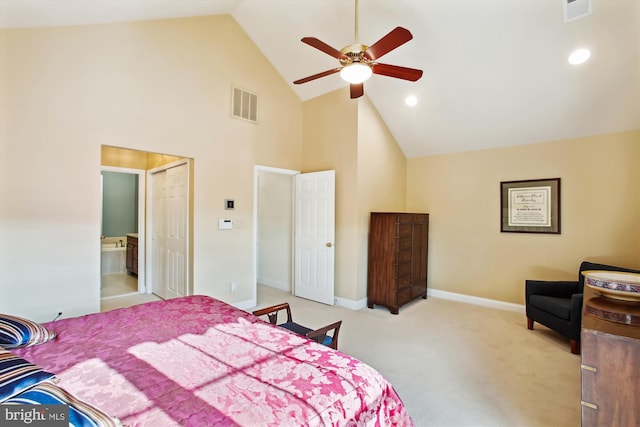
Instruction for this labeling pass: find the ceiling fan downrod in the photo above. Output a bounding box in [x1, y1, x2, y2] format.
[354, 0, 359, 44]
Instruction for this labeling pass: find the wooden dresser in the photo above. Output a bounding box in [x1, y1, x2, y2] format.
[581, 285, 640, 426]
[367, 212, 429, 314]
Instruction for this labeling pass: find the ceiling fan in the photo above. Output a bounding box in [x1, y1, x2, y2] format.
[293, 0, 423, 99]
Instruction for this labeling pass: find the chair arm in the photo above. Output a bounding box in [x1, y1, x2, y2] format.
[306, 320, 342, 350]
[571, 293, 584, 321]
[525, 280, 580, 301]
[252, 302, 292, 324]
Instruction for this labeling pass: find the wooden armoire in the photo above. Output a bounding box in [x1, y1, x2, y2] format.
[367, 212, 429, 314]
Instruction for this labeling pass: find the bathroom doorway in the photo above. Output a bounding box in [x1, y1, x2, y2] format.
[100, 166, 146, 299]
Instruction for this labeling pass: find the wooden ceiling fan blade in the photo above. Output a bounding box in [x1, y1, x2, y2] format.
[350, 83, 364, 99]
[293, 68, 342, 85]
[301, 37, 349, 60]
[364, 27, 413, 61]
[372, 63, 423, 81]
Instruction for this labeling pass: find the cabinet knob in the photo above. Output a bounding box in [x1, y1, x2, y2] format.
[326, 242, 333, 248]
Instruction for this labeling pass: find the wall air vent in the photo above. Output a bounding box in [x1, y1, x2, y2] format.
[231, 86, 258, 123]
[564, 0, 592, 23]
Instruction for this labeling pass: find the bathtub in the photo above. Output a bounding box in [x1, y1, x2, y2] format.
[101, 236, 127, 274]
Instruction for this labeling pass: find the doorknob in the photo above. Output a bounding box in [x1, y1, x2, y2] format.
[326, 242, 333, 248]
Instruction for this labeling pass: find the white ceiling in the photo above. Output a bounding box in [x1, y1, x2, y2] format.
[1, 0, 638, 158]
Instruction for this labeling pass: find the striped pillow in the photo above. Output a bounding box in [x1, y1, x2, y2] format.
[0, 348, 56, 402]
[0, 314, 56, 349]
[4, 381, 122, 427]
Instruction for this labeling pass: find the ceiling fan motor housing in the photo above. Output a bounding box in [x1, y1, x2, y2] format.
[340, 44, 369, 66]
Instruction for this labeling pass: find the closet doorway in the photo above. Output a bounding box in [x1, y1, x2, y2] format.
[254, 166, 336, 307]
[254, 166, 297, 307]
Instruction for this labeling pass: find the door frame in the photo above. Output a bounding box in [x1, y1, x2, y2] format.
[100, 166, 146, 293]
[147, 159, 192, 296]
[253, 165, 299, 307]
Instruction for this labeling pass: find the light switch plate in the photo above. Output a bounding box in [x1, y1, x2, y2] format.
[219, 219, 233, 230]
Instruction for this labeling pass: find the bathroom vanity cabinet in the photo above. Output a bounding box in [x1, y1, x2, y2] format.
[126, 234, 138, 276]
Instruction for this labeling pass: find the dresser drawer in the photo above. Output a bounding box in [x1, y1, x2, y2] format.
[397, 249, 412, 264]
[397, 262, 411, 277]
[398, 214, 413, 223]
[399, 237, 412, 250]
[397, 288, 411, 306]
[398, 224, 412, 237]
[397, 275, 411, 287]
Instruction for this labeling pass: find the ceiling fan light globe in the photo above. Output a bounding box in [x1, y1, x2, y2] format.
[340, 63, 372, 84]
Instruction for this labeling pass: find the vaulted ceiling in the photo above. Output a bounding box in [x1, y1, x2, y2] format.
[1, 0, 638, 158]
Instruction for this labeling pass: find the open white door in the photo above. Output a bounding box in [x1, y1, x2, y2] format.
[294, 170, 335, 305]
[149, 161, 189, 300]
[151, 170, 167, 299]
[164, 164, 188, 299]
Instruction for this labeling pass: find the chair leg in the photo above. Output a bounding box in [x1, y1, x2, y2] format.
[570, 339, 581, 355]
[527, 317, 534, 330]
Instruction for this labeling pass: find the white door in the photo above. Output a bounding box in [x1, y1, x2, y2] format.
[151, 170, 167, 299]
[294, 170, 335, 305]
[150, 162, 189, 300]
[165, 164, 188, 299]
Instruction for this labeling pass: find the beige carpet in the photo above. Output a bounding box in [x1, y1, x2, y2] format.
[101, 286, 581, 426]
[254, 285, 581, 427]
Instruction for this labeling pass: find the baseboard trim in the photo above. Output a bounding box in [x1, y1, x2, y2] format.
[335, 296, 367, 311]
[252, 286, 523, 314]
[428, 288, 525, 313]
[257, 279, 290, 292]
[232, 298, 256, 311]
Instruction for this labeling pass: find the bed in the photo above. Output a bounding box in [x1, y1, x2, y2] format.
[11, 295, 414, 426]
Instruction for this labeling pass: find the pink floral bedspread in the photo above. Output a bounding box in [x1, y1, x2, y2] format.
[14, 295, 413, 426]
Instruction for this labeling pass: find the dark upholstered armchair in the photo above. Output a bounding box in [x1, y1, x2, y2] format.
[526, 261, 640, 354]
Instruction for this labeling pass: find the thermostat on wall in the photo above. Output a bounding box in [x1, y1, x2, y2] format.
[219, 219, 233, 230]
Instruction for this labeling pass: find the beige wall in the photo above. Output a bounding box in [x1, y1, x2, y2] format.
[0, 15, 303, 320]
[406, 130, 640, 305]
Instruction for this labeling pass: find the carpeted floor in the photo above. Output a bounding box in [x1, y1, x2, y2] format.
[253, 285, 581, 427]
[101, 285, 581, 426]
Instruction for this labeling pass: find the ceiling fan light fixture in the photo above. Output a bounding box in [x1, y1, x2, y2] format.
[340, 63, 373, 84]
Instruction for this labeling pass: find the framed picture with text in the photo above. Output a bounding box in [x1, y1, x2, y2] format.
[500, 178, 561, 234]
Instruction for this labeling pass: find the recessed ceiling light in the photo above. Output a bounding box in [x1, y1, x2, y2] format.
[568, 48, 591, 65]
[405, 95, 418, 107]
